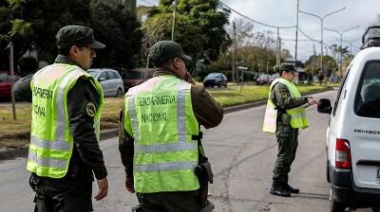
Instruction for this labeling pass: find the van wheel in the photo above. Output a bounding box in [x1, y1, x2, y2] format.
[116, 88, 122, 97]
[372, 207, 380, 212]
[330, 200, 347, 212]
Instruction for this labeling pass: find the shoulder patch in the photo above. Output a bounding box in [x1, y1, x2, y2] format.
[280, 92, 288, 99]
[86, 102, 96, 117]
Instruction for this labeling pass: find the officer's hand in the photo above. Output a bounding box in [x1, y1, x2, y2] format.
[307, 96, 318, 105]
[125, 176, 135, 193]
[185, 72, 196, 85]
[95, 177, 108, 201]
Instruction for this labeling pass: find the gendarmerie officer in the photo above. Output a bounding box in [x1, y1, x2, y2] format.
[15, 25, 109, 211]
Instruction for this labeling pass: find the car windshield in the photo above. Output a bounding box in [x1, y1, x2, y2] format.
[0, 73, 8, 82]
[125, 70, 143, 79]
[206, 73, 221, 79]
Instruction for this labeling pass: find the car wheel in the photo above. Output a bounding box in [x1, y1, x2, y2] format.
[116, 88, 122, 97]
[330, 199, 347, 212]
[217, 82, 222, 87]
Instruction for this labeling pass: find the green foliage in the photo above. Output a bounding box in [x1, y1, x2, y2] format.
[0, 0, 143, 71]
[143, 0, 231, 63]
[9, 19, 31, 36]
[90, 2, 143, 69]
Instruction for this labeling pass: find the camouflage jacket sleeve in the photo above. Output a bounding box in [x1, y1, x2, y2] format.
[191, 85, 224, 129]
[118, 108, 134, 177]
[13, 74, 33, 102]
[270, 82, 308, 110]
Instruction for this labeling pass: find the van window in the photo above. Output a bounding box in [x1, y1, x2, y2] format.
[332, 68, 351, 116]
[355, 61, 380, 118]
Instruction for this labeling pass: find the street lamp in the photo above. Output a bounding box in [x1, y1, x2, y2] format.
[299, 7, 345, 73]
[171, 0, 178, 41]
[324, 26, 359, 76]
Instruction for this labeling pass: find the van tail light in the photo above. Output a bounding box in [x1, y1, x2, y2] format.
[335, 138, 352, 169]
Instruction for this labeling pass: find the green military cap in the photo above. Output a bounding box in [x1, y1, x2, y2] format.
[148, 40, 192, 66]
[279, 63, 296, 73]
[56, 25, 106, 49]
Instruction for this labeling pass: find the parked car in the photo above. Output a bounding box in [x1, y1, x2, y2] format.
[203, 73, 228, 88]
[88, 68, 124, 97]
[0, 71, 20, 101]
[122, 68, 155, 91]
[317, 26, 380, 212]
[256, 74, 270, 85]
[269, 73, 280, 84]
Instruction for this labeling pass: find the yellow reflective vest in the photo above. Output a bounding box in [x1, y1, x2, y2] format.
[26, 63, 104, 178]
[124, 75, 200, 193]
[263, 78, 309, 133]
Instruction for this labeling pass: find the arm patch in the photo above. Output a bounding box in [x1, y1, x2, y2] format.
[86, 102, 96, 117]
[280, 92, 288, 99]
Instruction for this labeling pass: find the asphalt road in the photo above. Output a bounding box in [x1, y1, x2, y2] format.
[0, 89, 374, 212]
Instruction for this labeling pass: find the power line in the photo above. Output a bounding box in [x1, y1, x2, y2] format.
[219, 1, 296, 29]
[298, 28, 319, 43]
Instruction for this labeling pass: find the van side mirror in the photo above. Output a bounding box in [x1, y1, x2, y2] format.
[99, 77, 106, 82]
[317, 98, 332, 114]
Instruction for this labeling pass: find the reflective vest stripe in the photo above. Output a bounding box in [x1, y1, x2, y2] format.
[135, 142, 197, 153]
[128, 97, 139, 141]
[28, 151, 66, 169]
[30, 136, 71, 151]
[134, 161, 198, 172]
[177, 81, 188, 142]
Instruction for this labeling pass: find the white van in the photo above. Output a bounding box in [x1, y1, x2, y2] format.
[318, 26, 380, 212]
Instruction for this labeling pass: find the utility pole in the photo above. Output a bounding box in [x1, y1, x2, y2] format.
[171, 0, 178, 41]
[7, 41, 17, 120]
[276, 27, 281, 66]
[232, 21, 236, 82]
[294, 0, 299, 67]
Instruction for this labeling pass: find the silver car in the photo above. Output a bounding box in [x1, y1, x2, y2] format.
[88, 68, 124, 97]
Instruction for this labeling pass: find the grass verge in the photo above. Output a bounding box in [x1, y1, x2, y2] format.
[0, 84, 332, 148]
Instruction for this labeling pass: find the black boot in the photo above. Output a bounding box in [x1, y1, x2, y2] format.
[284, 184, 300, 194]
[270, 183, 291, 197]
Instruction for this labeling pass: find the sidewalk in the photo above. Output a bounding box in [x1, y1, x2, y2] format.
[0, 101, 266, 161]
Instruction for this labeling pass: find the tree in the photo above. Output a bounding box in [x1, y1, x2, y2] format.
[0, 0, 143, 71]
[90, 1, 143, 69]
[142, 0, 231, 63]
[0, 0, 32, 70]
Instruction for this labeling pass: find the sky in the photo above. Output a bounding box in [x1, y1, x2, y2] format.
[137, 0, 380, 63]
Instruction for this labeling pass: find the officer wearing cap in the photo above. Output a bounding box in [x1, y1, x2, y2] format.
[118, 40, 223, 212]
[263, 63, 318, 197]
[14, 25, 109, 211]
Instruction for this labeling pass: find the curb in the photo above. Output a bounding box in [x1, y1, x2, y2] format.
[0, 128, 121, 161]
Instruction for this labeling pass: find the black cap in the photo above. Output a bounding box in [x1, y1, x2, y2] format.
[279, 63, 296, 73]
[148, 40, 192, 66]
[56, 25, 105, 49]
